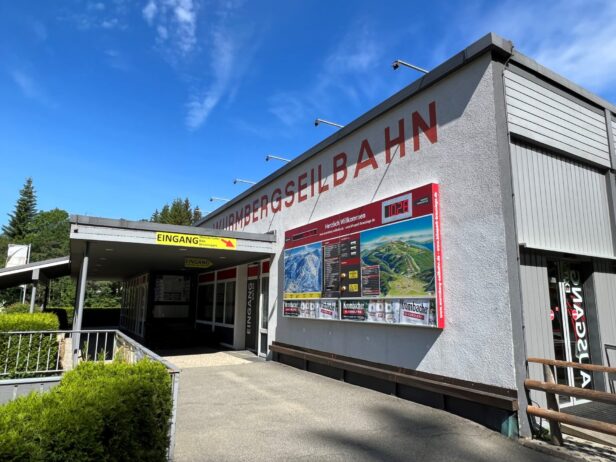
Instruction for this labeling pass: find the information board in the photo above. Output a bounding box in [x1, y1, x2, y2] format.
[283, 183, 444, 329]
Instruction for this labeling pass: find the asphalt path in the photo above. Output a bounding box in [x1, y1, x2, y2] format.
[173, 359, 562, 462]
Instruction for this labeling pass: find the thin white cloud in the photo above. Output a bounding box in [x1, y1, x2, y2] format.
[12, 71, 38, 98]
[143, 1, 157, 23]
[11, 70, 54, 106]
[141, 0, 197, 56]
[463, 0, 616, 93]
[183, 2, 258, 130]
[185, 26, 235, 129]
[268, 20, 386, 127]
[61, 1, 128, 31]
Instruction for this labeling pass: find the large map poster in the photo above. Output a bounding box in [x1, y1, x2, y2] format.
[283, 183, 444, 329]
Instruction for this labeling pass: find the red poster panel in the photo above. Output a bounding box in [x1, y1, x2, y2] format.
[283, 183, 445, 329]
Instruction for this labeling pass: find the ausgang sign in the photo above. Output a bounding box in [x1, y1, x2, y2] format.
[155, 232, 237, 250]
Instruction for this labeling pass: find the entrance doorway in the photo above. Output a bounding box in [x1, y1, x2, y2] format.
[548, 260, 594, 407]
[245, 261, 270, 357]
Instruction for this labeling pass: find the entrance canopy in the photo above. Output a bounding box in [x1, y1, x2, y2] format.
[0, 256, 70, 289]
[69, 215, 276, 279]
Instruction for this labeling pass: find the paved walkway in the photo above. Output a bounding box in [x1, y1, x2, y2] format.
[170, 354, 564, 462]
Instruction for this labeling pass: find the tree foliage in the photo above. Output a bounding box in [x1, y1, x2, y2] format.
[151, 198, 201, 225]
[2, 178, 37, 239]
[0, 181, 121, 308]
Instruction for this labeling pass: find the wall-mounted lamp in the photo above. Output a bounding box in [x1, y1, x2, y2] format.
[265, 155, 291, 163]
[314, 118, 344, 128]
[391, 59, 428, 74]
[233, 178, 257, 185]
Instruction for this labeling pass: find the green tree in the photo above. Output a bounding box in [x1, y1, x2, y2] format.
[24, 209, 70, 261]
[151, 198, 201, 225]
[2, 178, 38, 239]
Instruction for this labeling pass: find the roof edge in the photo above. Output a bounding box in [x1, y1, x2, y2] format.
[0, 256, 70, 276]
[70, 215, 276, 242]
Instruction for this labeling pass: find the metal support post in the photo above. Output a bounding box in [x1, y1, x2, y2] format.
[29, 284, 37, 313]
[73, 242, 90, 367]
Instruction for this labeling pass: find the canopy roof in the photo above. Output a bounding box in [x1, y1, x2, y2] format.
[69, 215, 276, 280]
[0, 256, 70, 289]
[0, 216, 276, 289]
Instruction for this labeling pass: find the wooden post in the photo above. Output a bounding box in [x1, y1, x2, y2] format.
[543, 364, 564, 445]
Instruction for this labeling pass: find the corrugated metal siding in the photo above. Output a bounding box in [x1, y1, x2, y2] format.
[520, 251, 552, 408]
[612, 119, 616, 157]
[593, 260, 616, 366]
[505, 71, 610, 167]
[511, 141, 614, 258]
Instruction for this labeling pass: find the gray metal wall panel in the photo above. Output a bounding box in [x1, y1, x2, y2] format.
[511, 141, 615, 258]
[505, 71, 611, 167]
[520, 251, 552, 408]
[593, 259, 616, 367]
[613, 119, 616, 155]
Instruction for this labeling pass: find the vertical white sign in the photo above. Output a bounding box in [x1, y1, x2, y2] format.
[6, 244, 30, 267]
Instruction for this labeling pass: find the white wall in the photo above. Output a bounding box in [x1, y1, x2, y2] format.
[201, 55, 517, 388]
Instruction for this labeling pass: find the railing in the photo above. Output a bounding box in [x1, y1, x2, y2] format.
[0, 329, 180, 460]
[526, 357, 616, 445]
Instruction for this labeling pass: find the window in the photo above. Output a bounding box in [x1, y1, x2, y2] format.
[215, 283, 225, 323]
[224, 281, 236, 325]
[199, 277, 236, 327]
[196, 284, 214, 322]
[260, 277, 269, 330]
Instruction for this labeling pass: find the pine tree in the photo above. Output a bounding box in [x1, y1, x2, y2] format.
[2, 178, 38, 239]
[150, 198, 201, 226]
[193, 206, 202, 224]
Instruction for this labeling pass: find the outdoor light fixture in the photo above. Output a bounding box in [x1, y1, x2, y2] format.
[314, 118, 344, 128]
[210, 197, 230, 202]
[391, 59, 429, 74]
[233, 178, 257, 185]
[265, 155, 291, 163]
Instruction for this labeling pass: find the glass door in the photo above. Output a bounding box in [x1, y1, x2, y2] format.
[548, 261, 593, 407]
[258, 276, 269, 357]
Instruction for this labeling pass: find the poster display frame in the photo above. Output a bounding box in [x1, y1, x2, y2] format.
[282, 183, 444, 329]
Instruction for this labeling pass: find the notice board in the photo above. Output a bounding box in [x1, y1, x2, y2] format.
[283, 183, 444, 328]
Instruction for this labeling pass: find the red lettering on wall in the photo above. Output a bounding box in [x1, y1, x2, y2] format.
[284, 180, 295, 207]
[318, 165, 329, 193]
[252, 199, 259, 222]
[385, 118, 406, 163]
[354, 139, 378, 178]
[207, 101, 439, 231]
[244, 204, 251, 226]
[412, 101, 437, 152]
[297, 173, 308, 202]
[310, 168, 315, 198]
[235, 208, 243, 229]
[260, 195, 269, 220]
[271, 188, 282, 213]
[333, 152, 347, 187]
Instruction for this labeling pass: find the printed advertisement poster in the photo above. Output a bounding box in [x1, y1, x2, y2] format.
[282, 183, 444, 329]
[283, 243, 323, 299]
[318, 300, 339, 320]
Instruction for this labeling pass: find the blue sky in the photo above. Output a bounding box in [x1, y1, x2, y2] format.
[1, 1, 615, 225]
